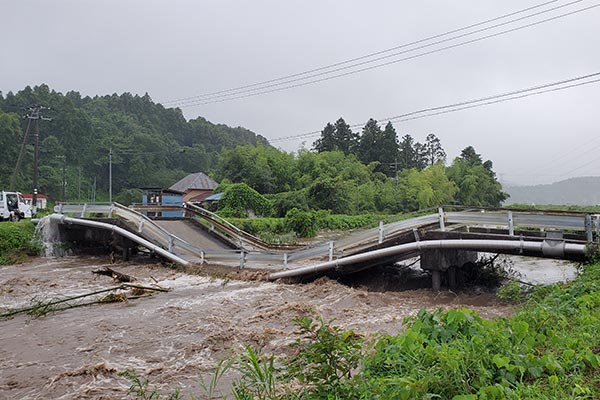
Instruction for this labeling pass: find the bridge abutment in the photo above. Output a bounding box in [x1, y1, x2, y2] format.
[421, 249, 478, 291]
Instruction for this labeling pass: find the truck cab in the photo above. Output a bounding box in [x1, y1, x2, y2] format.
[0, 191, 34, 221]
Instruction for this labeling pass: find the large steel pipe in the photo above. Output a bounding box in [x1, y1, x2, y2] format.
[268, 239, 587, 280]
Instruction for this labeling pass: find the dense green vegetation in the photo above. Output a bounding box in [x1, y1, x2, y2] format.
[227, 210, 388, 242]
[0, 85, 267, 203]
[0, 221, 38, 265]
[0, 85, 507, 214]
[125, 262, 600, 399]
[215, 146, 504, 218]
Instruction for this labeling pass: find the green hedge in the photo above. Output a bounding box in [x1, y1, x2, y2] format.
[226, 211, 387, 239]
[0, 221, 38, 265]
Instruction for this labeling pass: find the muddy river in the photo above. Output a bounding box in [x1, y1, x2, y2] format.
[0, 255, 577, 399]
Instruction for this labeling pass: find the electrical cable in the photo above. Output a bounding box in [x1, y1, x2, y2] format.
[166, 2, 599, 107]
[162, 0, 565, 105]
[269, 72, 600, 142]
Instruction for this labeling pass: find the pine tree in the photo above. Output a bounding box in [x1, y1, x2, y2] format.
[333, 117, 358, 155]
[357, 119, 381, 165]
[313, 122, 336, 153]
[425, 133, 446, 166]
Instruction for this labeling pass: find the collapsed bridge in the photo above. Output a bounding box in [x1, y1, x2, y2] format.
[42, 203, 596, 290]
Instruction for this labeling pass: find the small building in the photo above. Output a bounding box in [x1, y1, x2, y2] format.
[169, 172, 218, 203]
[202, 192, 223, 211]
[22, 193, 48, 210]
[141, 188, 183, 217]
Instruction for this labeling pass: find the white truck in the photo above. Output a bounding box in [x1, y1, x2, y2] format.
[0, 191, 34, 221]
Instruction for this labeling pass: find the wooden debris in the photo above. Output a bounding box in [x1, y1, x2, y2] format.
[0, 283, 170, 320]
[93, 267, 135, 282]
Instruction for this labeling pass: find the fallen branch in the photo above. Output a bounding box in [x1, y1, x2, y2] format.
[93, 267, 136, 282]
[122, 283, 170, 292]
[0, 283, 170, 320]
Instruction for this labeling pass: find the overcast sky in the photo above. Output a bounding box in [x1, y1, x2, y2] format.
[2, 0, 599, 186]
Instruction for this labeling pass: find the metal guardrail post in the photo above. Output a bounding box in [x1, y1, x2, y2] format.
[108, 205, 114, 218]
[200, 250, 205, 264]
[283, 253, 288, 269]
[138, 217, 144, 233]
[80, 203, 86, 218]
[168, 235, 174, 252]
[378, 221, 384, 244]
[438, 207, 445, 231]
[508, 211, 514, 236]
[239, 250, 245, 269]
[413, 228, 420, 242]
[329, 241, 334, 261]
[585, 214, 593, 242]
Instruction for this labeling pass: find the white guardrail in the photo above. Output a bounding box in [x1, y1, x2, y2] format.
[53, 203, 599, 268]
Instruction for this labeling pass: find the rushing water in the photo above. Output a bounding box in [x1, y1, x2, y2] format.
[0, 255, 577, 399]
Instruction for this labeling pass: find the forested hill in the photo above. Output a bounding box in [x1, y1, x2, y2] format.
[0, 84, 268, 202]
[504, 177, 600, 206]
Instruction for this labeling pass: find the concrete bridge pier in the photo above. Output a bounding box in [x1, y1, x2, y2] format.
[421, 249, 478, 291]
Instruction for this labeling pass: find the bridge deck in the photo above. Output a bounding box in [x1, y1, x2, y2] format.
[153, 220, 232, 251]
[48, 203, 597, 280]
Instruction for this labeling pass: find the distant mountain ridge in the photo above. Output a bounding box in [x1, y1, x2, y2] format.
[504, 176, 600, 205]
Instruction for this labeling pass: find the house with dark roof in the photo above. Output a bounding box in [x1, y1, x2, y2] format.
[169, 172, 218, 203]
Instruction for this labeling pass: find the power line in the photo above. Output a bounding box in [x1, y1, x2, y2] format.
[161, 0, 565, 105]
[166, 1, 600, 108]
[270, 72, 600, 143]
[523, 135, 600, 176]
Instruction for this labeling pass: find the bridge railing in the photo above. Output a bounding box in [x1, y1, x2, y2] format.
[53, 203, 599, 269]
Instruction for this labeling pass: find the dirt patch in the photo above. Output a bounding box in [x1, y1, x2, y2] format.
[0, 255, 515, 399]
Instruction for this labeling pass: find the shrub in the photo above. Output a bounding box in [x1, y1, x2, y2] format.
[217, 183, 272, 218]
[0, 221, 38, 265]
[285, 208, 317, 237]
[268, 190, 309, 217]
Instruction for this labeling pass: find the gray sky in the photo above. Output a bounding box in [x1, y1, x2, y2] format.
[2, 0, 599, 185]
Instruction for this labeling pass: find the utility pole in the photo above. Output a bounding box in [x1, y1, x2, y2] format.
[26, 106, 51, 214]
[61, 155, 66, 203]
[56, 155, 67, 203]
[109, 147, 112, 204]
[394, 158, 399, 190]
[78, 165, 81, 204]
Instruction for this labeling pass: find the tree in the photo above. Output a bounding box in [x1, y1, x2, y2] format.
[374, 122, 399, 176]
[0, 111, 24, 189]
[216, 145, 296, 194]
[313, 118, 358, 155]
[333, 117, 358, 155]
[398, 134, 417, 170]
[357, 119, 382, 165]
[425, 133, 446, 166]
[460, 146, 483, 166]
[413, 141, 429, 170]
[446, 146, 508, 206]
[307, 177, 353, 214]
[313, 123, 336, 153]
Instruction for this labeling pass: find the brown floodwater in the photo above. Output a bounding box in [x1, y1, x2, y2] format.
[0, 255, 569, 399]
